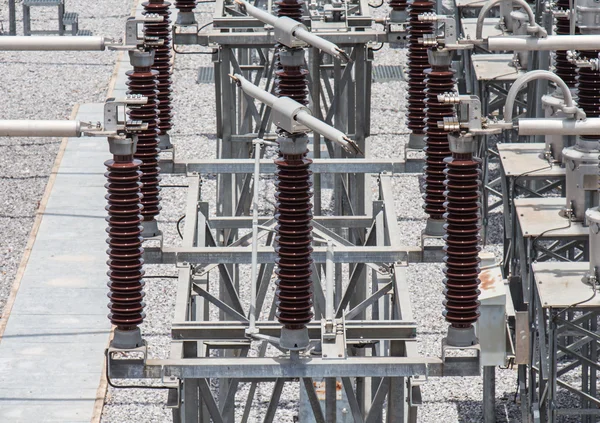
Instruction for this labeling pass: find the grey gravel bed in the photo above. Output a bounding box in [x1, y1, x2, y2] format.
[1, 1, 531, 422]
[0, 1, 130, 315]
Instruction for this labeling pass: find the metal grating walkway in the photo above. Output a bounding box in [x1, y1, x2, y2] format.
[372, 65, 405, 82]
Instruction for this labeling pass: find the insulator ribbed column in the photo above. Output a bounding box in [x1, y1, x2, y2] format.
[105, 151, 146, 346]
[406, 0, 434, 144]
[275, 0, 304, 21]
[423, 56, 455, 235]
[126, 50, 162, 237]
[174, 0, 196, 12]
[577, 51, 600, 141]
[143, 0, 173, 143]
[442, 152, 482, 329]
[389, 0, 408, 12]
[274, 150, 314, 330]
[554, 0, 579, 88]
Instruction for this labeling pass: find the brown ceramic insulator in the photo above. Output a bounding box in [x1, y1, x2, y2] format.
[105, 156, 146, 330]
[174, 0, 196, 12]
[275, 64, 309, 105]
[554, 0, 579, 88]
[126, 65, 162, 221]
[442, 153, 482, 328]
[577, 50, 600, 141]
[275, 0, 304, 21]
[389, 0, 408, 11]
[275, 152, 314, 329]
[407, 0, 434, 134]
[143, 0, 173, 134]
[423, 66, 455, 220]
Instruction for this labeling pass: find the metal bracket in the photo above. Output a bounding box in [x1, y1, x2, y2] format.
[321, 318, 347, 359]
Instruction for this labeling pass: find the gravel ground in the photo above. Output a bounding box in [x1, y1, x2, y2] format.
[0, 1, 556, 422]
[0, 0, 131, 314]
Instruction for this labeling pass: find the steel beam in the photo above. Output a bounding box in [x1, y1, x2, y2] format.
[160, 157, 424, 174]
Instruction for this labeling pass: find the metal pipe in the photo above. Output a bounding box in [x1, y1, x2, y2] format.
[488, 35, 600, 51]
[476, 0, 537, 40]
[504, 70, 574, 122]
[293, 28, 348, 61]
[8, 0, 16, 36]
[0, 120, 82, 137]
[231, 74, 360, 154]
[235, 0, 348, 60]
[0, 36, 107, 51]
[236, 0, 278, 26]
[517, 117, 600, 135]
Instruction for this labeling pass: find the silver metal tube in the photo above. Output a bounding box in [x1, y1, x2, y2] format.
[0, 120, 81, 137]
[236, 0, 278, 26]
[294, 112, 353, 150]
[232, 74, 359, 153]
[517, 117, 600, 135]
[0, 36, 106, 51]
[504, 71, 574, 122]
[476, 0, 536, 39]
[488, 35, 600, 51]
[294, 28, 346, 60]
[233, 74, 278, 107]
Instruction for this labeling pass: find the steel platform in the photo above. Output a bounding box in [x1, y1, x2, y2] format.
[0, 103, 110, 422]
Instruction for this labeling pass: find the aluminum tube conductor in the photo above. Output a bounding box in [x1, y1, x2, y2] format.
[0, 36, 106, 51]
[292, 27, 348, 61]
[231, 74, 360, 154]
[0, 120, 81, 137]
[476, 0, 537, 39]
[504, 70, 575, 122]
[236, 0, 278, 26]
[488, 35, 600, 51]
[236, 0, 347, 60]
[517, 118, 600, 136]
[294, 112, 359, 154]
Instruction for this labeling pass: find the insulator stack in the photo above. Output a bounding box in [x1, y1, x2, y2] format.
[143, 0, 173, 136]
[126, 59, 162, 228]
[275, 64, 309, 105]
[554, 0, 579, 88]
[275, 0, 304, 21]
[442, 153, 482, 328]
[406, 0, 434, 136]
[389, 0, 408, 11]
[423, 66, 455, 221]
[174, 0, 196, 12]
[105, 156, 146, 331]
[576, 50, 600, 141]
[274, 151, 314, 330]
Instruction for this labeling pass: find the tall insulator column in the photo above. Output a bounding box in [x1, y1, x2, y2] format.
[423, 49, 455, 236]
[275, 49, 309, 105]
[127, 50, 162, 237]
[106, 136, 146, 349]
[389, 0, 408, 22]
[275, 135, 313, 350]
[443, 133, 481, 347]
[406, 0, 434, 149]
[174, 0, 196, 24]
[554, 0, 579, 88]
[275, 0, 304, 21]
[576, 51, 600, 142]
[143, 0, 174, 150]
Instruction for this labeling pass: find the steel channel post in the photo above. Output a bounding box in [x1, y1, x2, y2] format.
[218, 46, 236, 423]
[9, 0, 16, 35]
[311, 47, 322, 215]
[483, 366, 496, 423]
